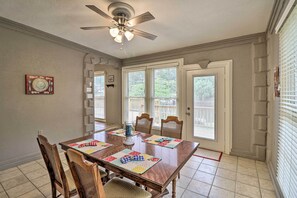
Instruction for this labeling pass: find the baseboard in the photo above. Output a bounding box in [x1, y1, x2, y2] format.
[230, 149, 258, 159]
[267, 161, 284, 198]
[0, 152, 42, 171]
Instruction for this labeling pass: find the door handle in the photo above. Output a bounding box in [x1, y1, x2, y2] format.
[186, 112, 190, 116]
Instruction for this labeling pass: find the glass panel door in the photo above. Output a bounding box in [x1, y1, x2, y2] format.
[186, 67, 225, 151]
[193, 75, 216, 140]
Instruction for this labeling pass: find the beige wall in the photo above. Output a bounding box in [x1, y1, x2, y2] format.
[0, 23, 119, 170]
[123, 34, 268, 160]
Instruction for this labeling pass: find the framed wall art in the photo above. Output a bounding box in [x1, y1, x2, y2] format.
[25, 75, 54, 95]
[108, 75, 114, 83]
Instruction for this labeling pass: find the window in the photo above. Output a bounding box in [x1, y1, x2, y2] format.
[122, 59, 182, 127]
[126, 70, 146, 122]
[152, 67, 177, 126]
[277, 5, 297, 198]
[94, 73, 105, 120]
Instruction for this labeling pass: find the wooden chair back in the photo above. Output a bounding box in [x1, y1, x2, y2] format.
[37, 135, 71, 198]
[135, 113, 153, 134]
[65, 149, 105, 198]
[160, 116, 183, 139]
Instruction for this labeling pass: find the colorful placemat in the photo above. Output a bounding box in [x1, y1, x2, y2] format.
[68, 139, 112, 154]
[107, 129, 140, 137]
[143, 135, 183, 149]
[103, 149, 161, 174]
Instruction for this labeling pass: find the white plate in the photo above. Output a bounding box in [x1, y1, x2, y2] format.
[32, 78, 49, 92]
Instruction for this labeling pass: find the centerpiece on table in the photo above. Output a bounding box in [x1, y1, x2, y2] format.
[123, 121, 135, 145]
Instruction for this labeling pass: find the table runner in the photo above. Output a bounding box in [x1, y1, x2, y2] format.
[107, 129, 140, 137]
[68, 139, 112, 154]
[143, 135, 183, 149]
[103, 148, 161, 174]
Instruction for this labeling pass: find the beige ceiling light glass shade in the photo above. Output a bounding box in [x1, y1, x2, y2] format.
[114, 33, 123, 43]
[109, 27, 120, 37]
[124, 30, 134, 41]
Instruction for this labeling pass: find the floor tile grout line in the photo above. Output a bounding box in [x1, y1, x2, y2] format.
[234, 157, 238, 197]
[178, 161, 201, 197]
[208, 160, 218, 197]
[0, 169, 30, 192]
[182, 160, 212, 197]
[256, 163, 263, 198]
[235, 158, 265, 198]
[187, 159, 238, 197]
[16, 166, 46, 198]
[0, 183, 10, 198]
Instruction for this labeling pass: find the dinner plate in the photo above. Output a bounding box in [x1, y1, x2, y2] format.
[32, 78, 49, 92]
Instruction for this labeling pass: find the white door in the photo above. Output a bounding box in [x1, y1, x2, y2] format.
[186, 67, 225, 152]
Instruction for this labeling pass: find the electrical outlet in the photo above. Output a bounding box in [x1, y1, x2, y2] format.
[38, 130, 43, 135]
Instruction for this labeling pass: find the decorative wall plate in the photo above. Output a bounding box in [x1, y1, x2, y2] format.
[25, 75, 54, 95]
[32, 78, 49, 92]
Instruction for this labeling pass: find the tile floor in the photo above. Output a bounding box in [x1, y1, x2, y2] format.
[0, 153, 276, 198]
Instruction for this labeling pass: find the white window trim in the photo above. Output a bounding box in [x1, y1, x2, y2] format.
[94, 71, 106, 121]
[122, 58, 184, 129]
[275, 0, 296, 33]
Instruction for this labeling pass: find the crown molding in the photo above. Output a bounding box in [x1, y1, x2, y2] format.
[122, 32, 266, 66]
[0, 16, 120, 63]
[266, 0, 291, 34]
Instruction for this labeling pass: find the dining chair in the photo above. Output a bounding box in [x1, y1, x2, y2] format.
[160, 116, 183, 139]
[65, 148, 152, 198]
[160, 116, 183, 179]
[135, 113, 153, 134]
[37, 135, 77, 198]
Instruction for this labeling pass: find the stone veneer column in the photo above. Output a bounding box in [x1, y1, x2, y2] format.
[83, 53, 119, 136]
[252, 37, 268, 161]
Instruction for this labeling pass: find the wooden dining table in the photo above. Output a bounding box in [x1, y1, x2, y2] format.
[59, 131, 199, 198]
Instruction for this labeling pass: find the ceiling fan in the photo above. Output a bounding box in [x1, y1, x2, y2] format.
[81, 2, 157, 43]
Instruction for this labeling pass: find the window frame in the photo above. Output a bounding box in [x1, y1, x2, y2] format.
[122, 59, 183, 129]
[123, 68, 146, 123]
[94, 71, 106, 121]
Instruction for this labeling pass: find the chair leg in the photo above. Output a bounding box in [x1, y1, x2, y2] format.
[51, 183, 57, 198]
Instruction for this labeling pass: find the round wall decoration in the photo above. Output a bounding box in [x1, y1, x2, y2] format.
[32, 78, 49, 92]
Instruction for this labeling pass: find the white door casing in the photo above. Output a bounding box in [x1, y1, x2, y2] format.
[181, 60, 232, 154]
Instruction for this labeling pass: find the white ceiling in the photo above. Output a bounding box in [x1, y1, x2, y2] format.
[0, 0, 274, 59]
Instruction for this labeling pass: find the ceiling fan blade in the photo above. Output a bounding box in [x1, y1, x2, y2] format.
[132, 29, 157, 40]
[127, 12, 155, 27]
[80, 26, 109, 30]
[85, 5, 114, 22]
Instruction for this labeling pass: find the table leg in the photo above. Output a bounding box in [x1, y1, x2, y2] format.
[172, 177, 177, 198]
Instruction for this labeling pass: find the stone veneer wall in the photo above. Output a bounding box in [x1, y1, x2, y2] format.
[252, 37, 268, 161]
[83, 54, 120, 135]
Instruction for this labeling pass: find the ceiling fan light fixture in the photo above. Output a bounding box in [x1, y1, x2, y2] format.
[124, 30, 134, 41]
[109, 27, 119, 37]
[114, 33, 123, 43]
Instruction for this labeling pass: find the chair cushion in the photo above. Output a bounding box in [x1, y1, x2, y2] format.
[104, 178, 152, 198]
